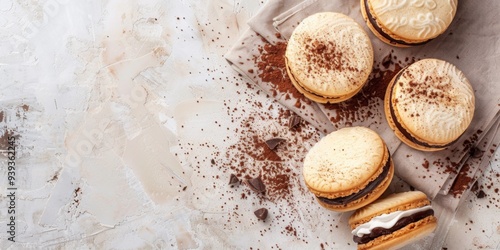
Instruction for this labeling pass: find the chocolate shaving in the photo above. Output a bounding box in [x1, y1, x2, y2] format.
[228, 174, 240, 186]
[265, 138, 286, 150]
[381, 53, 392, 68]
[476, 190, 486, 199]
[254, 208, 268, 220]
[469, 147, 484, 159]
[471, 181, 479, 192]
[288, 114, 301, 129]
[246, 177, 266, 194]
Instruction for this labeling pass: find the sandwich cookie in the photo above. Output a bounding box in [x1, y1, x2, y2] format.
[384, 58, 475, 151]
[285, 12, 373, 103]
[349, 191, 437, 250]
[360, 0, 457, 47]
[303, 127, 393, 212]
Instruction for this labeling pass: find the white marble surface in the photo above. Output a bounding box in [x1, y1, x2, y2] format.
[0, 0, 499, 249]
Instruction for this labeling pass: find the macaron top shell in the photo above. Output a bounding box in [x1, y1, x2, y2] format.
[303, 127, 385, 195]
[285, 12, 373, 98]
[369, 0, 457, 41]
[392, 59, 474, 145]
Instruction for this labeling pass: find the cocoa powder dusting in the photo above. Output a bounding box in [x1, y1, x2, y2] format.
[422, 159, 430, 169]
[304, 40, 343, 72]
[450, 163, 473, 197]
[0, 130, 18, 151]
[254, 39, 311, 107]
[323, 61, 404, 125]
[222, 105, 319, 203]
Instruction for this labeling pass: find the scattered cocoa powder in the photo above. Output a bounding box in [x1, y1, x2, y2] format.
[253, 38, 311, 108]
[321, 54, 415, 126]
[434, 157, 459, 175]
[284, 225, 297, 237]
[222, 104, 319, 203]
[304, 39, 343, 72]
[0, 130, 18, 150]
[462, 130, 483, 153]
[422, 159, 430, 169]
[450, 163, 473, 197]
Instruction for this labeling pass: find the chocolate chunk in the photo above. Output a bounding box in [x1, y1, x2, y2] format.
[245, 177, 266, 193]
[476, 190, 486, 199]
[471, 181, 479, 192]
[228, 174, 240, 185]
[381, 54, 392, 68]
[469, 147, 484, 159]
[288, 114, 301, 129]
[265, 138, 286, 150]
[254, 208, 268, 220]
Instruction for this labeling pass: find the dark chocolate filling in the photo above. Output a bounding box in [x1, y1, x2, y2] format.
[353, 209, 434, 244]
[363, 0, 431, 46]
[317, 155, 391, 205]
[388, 71, 459, 149]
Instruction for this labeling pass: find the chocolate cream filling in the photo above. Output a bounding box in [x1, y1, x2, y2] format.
[388, 71, 459, 149]
[354, 209, 434, 244]
[317, 155, 390, 205]
[363, 0, 431, 46]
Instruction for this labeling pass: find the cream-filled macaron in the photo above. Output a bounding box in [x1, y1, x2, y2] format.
[303, 127, 393, 212]
[349, 191, 437, 250]
[285, 12, 373, 103]
[361, 0, 458, 47]
[384, 58, 475, 151]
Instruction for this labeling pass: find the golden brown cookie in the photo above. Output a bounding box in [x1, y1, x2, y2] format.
[349, 191, 437, 250]
[384, 58, 475, 151]
[285, 12, 373, 103]
[303, 127, 393, 212]
[361, 0, 458, 47]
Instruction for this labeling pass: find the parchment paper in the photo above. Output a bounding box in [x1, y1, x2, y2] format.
[226, 0, 500, 204]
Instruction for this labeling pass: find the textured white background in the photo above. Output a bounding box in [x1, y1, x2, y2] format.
[0, 0, 498, 249]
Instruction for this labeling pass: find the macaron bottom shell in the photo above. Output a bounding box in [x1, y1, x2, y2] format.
[315, 158, 394, 212]
[285, 57, 364, 104]
[357, 216, 437, 250]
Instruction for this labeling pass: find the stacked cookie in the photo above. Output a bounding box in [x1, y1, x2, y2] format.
[384, 58, 475, 151]
[303, 127, 394, 212]
[360, 0, 458, 47]
[285, 12, 373, 103]
[349, 191, 437, 250]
